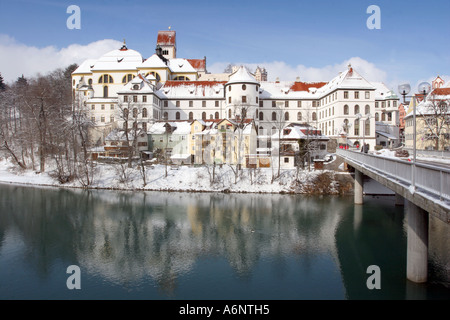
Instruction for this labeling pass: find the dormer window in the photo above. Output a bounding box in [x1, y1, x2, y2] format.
[133, 84, 139, 90]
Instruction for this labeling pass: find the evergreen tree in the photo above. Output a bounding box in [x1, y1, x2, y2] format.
[16, 74, 28, 88]
[0, 72, 6, 91]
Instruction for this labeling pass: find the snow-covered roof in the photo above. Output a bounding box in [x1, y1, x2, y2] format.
[148, 121, 192, 135]
[168, 58, 197, 73]
[260, 81, 318, 99]
[272, 124, 329, 141]
[72, 59, 96, 75]
[316, 66, 375, 96]
[227, 66, 258, 85]
[117, 74, 155, 94]
[140, 54, 168, 69]
[159, 81, 226, 99]
[404, 98, 450, 118]
[90, 47, 143, 71]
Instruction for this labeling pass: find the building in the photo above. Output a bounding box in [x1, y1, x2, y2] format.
[72, 29, 401, 163]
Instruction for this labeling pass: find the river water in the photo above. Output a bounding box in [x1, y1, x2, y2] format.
[0, 183, 448, 300]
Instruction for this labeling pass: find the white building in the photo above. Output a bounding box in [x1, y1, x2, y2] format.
[72, 30, 399, 152]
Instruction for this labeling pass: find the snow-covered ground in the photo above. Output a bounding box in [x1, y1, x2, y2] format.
[0, 157, 345, 194]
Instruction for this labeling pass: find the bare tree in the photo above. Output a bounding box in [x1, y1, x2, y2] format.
[417, 94, 450, 150]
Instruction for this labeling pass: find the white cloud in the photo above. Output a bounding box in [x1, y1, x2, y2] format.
[0, 34, 122, 83]
[208, 57, 388, 84]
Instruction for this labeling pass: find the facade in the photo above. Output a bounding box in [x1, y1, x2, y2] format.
[72, 29, 401, 164]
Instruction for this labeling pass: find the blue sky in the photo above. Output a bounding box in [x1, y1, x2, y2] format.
[1, 0, 449, 91]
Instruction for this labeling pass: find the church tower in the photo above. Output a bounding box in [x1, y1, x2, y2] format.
[156, 29, 176, 60]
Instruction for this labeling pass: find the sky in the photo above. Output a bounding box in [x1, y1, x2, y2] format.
[0, 0, 449, 94]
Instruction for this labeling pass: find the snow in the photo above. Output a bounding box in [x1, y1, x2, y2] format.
[0, 157, 341, 194]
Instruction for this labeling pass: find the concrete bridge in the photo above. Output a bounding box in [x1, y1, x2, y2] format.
[336, 149, 450, 284]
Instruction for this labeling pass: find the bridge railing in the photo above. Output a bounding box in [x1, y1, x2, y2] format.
[336, 149, 450, 201]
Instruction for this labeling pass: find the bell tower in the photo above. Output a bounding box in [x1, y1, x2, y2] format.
[156, 29, 176, 60]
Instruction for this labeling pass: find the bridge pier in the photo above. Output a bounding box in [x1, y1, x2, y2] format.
[405, 199, 429, 283]
[354, 169, 364, 205]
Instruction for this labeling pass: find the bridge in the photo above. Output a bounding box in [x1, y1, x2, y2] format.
[336, 148, 450, 284]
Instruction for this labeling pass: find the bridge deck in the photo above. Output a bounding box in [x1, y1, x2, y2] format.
[337, 149, 450, 224]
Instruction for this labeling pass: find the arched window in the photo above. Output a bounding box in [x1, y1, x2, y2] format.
[146, 72, 161, 82]
[103, 86, 108, 98]
[297, 112, 302, 121]
[381, 113, 386, 121]
[354, 119, 359, 135]
[242, 84, 246, 90]
[133, 108, 138, 118]
[365, 104, 370, 115]
[284, 112, 289, 121]
[215, 112, 219, 119]
[202, 112, 206, 120]
[188, 112, 193, 120]
[99, 74, 113, 84]
[142, 108, 148, 118]
[354, 105, 360, 115]
[312, 112, 317, 121]
[259, 112, 264, 120]
[375, 113, 379, 121]
[228, 109, 232, 118]
[123, 108, 129, 119]
[387, 112, 392, 121]
[343, 119, 349, 132]
[163, 112, 168, 120]
[272, 112, 277, 121]
[122, 74, 134, 83]
[344, 105, 349, 115]
[176, 112, 180, 120]
[88, 79, 93, 86]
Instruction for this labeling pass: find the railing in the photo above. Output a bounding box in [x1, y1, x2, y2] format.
[337, 149, 450, 202]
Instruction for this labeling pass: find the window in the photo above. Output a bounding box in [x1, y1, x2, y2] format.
[88, 79, 92, 86]
[101, 115, 105, 122]
[110, 104, 114, 110]
[256, 97, 259, 104]
[188, 112, 193, 120]
[164, 101, 168, 108]
[375, 102, 379, 108]
[142, 108, 148, 118]
[202, 112, 206, 120]
[355, 91, 359, 99]
[228, 97, 231, 103]
[215, 101, 219, 107]
[284, 158, 289, 163]
[259, 112, 264, 120]
[297, 112, 302, 121]
[272, 101, 276, 108]
[272, 112, 277, 121]
[375, 113, 379, 121]
[176, 112, 180, 120]
[259, 100, 263, 108]
[215, 112, 219, 119]
[133, 96, 138, 103]
[242, 84, 246, 90]
[365, 105, 370, 115]
[228, 86, 231, 91]
[393, 101, 397, 108]
[285, 101, 289, 108]
[228, 109, 232, 118]
[344, 91, 349, 99]
[285, 112, 289, 121]
[312, 112, 317, 121]
[123, 108, 129, 118]
[143, 96, 147, 103]
[163, 112, 168, 120]
[122, 74, 133, 83]
[142, 122, 147, 131]
[110, 115, 114, 122]
[344, 105, 349, 115]
[365, 91, 370, 99]
[381, 113, 386, 121]
[124, 96, 128, 103]
[103, 86, 108, 98]
[173, 76, 190, 81]
[101, 104, 105, 110]
[189, 101, 193, 107]
[91, 116, 95, 122]
[354, 119, 359, 135]
[91, 105, 95, 110]
[202, 101, 206, 108]
[133, 108, 138, 118]
[242, 96, 247, 103]
[297, 101, 301, 108]
[99, 74, 113, 84]
[354, 105, 360, 114]
[176, 101, 180, 108]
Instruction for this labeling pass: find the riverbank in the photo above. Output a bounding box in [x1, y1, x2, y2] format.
[0, 157, 357, 195]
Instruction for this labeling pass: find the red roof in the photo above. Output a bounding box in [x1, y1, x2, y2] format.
[432, 87, 450, 96]
[163, 80, 226, 88]
[157, 31, 176, 46]
[290, 81, 327, 92]
[187, 58, 206, 71]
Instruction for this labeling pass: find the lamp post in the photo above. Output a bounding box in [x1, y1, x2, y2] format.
[398, 82, 431, 192]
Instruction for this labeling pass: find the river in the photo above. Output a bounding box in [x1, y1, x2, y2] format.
[0, 183, 448, 300]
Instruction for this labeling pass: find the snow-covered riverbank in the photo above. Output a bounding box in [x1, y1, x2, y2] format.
[0, 158, 354, 194]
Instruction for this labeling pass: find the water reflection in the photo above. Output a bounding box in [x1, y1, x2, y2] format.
[0, 183, 448, 299]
